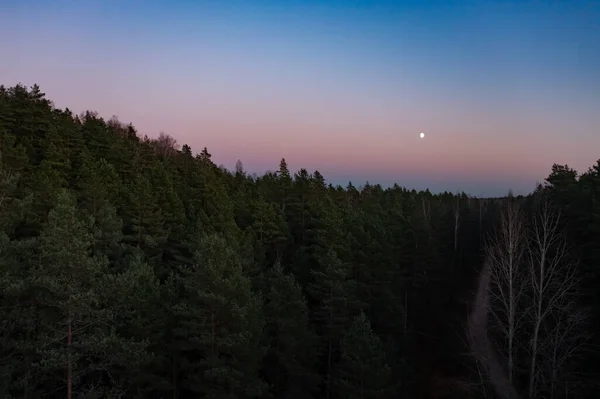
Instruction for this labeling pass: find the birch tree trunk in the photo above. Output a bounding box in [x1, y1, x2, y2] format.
[485, 200, 527, 387]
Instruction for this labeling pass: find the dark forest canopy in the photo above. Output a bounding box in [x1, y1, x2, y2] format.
[0, 83, 599, 398]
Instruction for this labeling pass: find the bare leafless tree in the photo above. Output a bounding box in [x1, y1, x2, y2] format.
[421, 195, 431, 223]
[538, 304, 589, 399]
[107, 115, 129, 137]
[152, 132, 179, 158]
[478, 198, 488, 244]
[453, 193, 460, 252]
[469, 194, 589, 399]
[485, 200, 528, 387]
[526, 196, 585, 399]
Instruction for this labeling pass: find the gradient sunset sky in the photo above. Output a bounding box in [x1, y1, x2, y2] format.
[2, 0, 599, 196]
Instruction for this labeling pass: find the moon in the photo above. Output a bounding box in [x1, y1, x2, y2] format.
[420, 132, 425, 139]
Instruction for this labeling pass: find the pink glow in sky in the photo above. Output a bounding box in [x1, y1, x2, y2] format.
[2, 0, 599, 196]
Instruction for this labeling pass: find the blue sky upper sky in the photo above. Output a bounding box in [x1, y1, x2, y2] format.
[2, 0, 599, 196]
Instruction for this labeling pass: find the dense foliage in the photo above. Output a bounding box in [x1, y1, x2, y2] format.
[0, 84, 598, 398]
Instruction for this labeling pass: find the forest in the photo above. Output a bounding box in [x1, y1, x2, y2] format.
[0, 83, 598, 399]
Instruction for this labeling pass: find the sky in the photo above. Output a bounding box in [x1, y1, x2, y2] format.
[2, 0, 599, 196]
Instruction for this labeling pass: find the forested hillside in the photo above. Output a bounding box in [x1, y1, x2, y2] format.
[0, 84, 598, 399]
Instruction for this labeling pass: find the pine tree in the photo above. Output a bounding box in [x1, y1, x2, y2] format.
[0, 161, 34, 396]
[277, 158, 292, 212]
[76, 156, 121, 217]
[171, 233, 266, 398]
[308, 248, 359, 399]
[28, 189, 145, 397]
[120, 171, 167, 264]
[251, 198, 290, 271]
[332, 312, 393, 399]
[264, 262, 319, 398]
[147, 159, 187, 269]
[100, 252, 161, 396]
